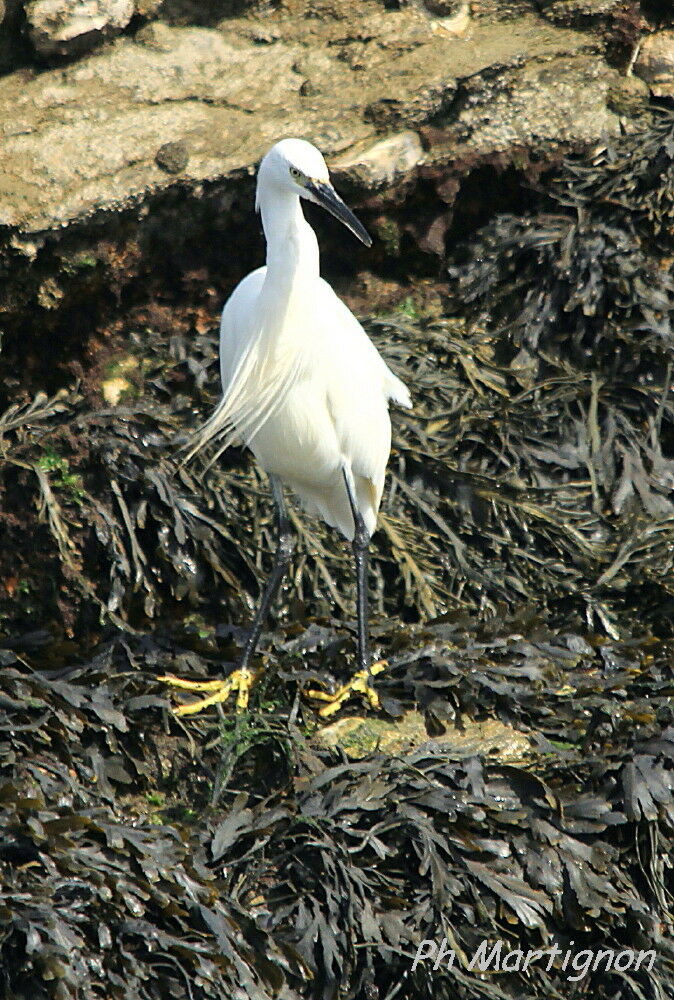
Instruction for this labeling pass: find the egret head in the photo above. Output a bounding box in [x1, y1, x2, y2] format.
[257, 138, 372, 247]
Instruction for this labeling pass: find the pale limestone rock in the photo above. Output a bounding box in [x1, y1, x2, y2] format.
[26, 0, 134, 58]
[0, 12, 622, 234]
[634, 31, 674, 97]
[333, 132, 425, 191]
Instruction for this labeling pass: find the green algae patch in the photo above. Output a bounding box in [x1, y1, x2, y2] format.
[313, 709, 532, 761]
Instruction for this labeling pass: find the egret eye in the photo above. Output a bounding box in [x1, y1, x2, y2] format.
[289, 166, 302, 180]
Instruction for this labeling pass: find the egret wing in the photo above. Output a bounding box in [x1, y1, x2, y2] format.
[319, 284, 411, 408]
[317, 281, 410, 489]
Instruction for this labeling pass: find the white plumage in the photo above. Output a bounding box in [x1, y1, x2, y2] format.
[193, 137, 411, 540]
[164, 138, 412, 716]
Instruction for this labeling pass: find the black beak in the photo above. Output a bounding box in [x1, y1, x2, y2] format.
[306, 180, 372, 247]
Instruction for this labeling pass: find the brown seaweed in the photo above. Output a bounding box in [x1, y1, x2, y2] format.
[2, 99, 674, 1000]
[1, 619, 674, 999]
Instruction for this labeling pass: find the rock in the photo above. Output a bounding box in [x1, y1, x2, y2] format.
[424, 0, 461, 14]
[134, 0, 163, 16]
[134, 20, 175, 50]
[470, 0, 538, 18]
[313, 709, 532, 761]
[155, 140, 189, 173]
[634, 31, 674, 97]
[0, 3, 630, 351]
[430, 2, 470, 38]
[0, 24, 307, 230]
[606, 74, 651, 119]
[455, 52, 622, 152]
[101, 375, 132, 404]
[0, 12, 620, 234]
[539, 0, 623, 26]
[244, 24, 282, 44]
[365, 82, 458, 130]
[332, 131, 425, 191]
[25, 0, 135, 59]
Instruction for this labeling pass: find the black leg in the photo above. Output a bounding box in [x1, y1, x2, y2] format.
[239, 475, 294, 669]
[342, 468, 371, 672]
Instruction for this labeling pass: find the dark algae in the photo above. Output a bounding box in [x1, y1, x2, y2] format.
[1, 622, 674, 998]
[1, 114, 674, 997]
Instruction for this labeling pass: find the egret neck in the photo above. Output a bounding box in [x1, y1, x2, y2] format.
[256, 186, 320, 378]
[260, 186, 320, 292]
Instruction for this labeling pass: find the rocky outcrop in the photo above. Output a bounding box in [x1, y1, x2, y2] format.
[634, 31, 674, 96]
[0, 9, 626, 234]
[539, 0, 625, 26]
[25, 0, 135, 58]
[0, 0, 667, 354]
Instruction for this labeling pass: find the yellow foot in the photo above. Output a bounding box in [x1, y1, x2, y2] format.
[159, 667, 260, 715]
[306, 661, 387, 719]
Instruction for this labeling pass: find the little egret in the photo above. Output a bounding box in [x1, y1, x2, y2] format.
[162, 138, 411, 716]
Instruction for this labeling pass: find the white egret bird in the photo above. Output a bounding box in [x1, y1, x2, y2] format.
[162, 138, 411, 716]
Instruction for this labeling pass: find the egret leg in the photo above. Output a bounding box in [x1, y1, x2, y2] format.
[161, 475, 294, 715]
[239, 475, 295, 670]
[344, 467, 371, 672]
[307, 467, 386, 718]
